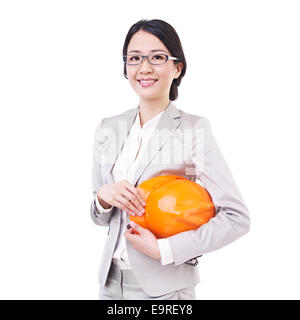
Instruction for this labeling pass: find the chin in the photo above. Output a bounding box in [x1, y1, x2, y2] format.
[134, 89, 157, 99]
[139, 93, 160, 101]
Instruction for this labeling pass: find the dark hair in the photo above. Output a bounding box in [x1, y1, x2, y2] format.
[122, 19, 186, 101]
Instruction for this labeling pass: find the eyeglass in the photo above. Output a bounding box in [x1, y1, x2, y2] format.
[123, 54, 179, 65]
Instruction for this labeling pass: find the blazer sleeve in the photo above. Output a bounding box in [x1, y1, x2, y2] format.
[90, 118, 114, 226]
[168, 117, 250, 266]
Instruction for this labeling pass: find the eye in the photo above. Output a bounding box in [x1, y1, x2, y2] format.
[153, 54, 165, 60]
[129, 55, 141, 61]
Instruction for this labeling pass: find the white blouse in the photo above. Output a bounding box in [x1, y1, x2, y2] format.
[95, 107, 174, 269]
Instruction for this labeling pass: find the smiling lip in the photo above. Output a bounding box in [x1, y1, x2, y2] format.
[137, 79, 158, 87]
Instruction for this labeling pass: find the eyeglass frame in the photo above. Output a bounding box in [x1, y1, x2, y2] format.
[123, 54, 179, 65]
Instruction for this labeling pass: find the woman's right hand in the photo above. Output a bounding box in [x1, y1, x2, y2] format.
[97, 180, 146, 216]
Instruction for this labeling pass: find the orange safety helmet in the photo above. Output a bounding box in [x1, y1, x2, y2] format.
[130, 175, 215, 238]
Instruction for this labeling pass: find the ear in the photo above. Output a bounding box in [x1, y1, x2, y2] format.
[174, 61, 183, 79]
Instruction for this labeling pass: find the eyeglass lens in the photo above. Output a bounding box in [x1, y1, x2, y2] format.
[126, 54, 167, 65]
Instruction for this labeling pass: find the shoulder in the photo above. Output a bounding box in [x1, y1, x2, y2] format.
[94, 107, 136, 133]
[101, 107, 136, 128]
[176, 106, 211, 130]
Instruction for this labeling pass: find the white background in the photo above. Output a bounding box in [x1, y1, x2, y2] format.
[0, 0, 299, 299]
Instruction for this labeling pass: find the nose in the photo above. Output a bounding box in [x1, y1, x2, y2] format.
[138, 57, 153, 73]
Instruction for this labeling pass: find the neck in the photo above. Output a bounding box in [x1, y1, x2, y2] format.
[138, 97, 170, 127]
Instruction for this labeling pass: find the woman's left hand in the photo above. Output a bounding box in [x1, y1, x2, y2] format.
[124, 221, 161, 261]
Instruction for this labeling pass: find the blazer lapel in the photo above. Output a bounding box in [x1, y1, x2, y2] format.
[107, 106, 139, 175]
[132, 102, 182, 187]
[106, 102, 182, 186]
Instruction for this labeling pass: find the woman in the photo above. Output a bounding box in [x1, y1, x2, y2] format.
[90, 19, 250, 300]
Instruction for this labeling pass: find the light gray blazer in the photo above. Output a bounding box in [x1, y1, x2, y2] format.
[90, 102, 250, 296]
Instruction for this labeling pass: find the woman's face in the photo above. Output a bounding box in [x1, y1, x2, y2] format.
[126, 30, 183, 104]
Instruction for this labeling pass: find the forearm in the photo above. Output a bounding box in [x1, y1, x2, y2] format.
[167, 117, 250, 266]
[168, 202, 250, 266]
[97, 188, 112, 210]
[90, 193, 113, 226]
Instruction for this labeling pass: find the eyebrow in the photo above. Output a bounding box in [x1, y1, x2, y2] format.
[127, 49, 168, 54]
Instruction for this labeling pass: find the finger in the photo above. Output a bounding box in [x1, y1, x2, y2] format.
[124, 230, 131, 240]
[120, 195, 141, 216]
[112, 198, 136, 216]
[121, 190, 145, 216]
[124, 229, 136, 242]
[116, 187, 142, 215]
[127, 224, 137, 234]
[129, 221, 145, 234]
[123, 180, 146, 207]
[128, 227, 135, 234]
[123, 182, 146, 208]
[125, 227, 140, 243]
